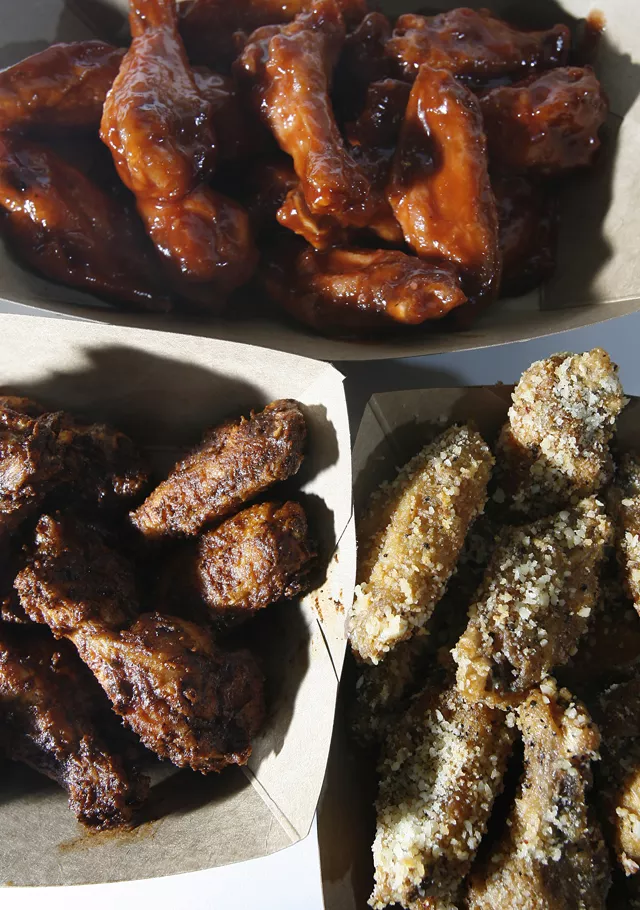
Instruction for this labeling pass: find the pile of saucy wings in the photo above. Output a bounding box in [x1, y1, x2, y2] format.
[0, 0, 609, 337]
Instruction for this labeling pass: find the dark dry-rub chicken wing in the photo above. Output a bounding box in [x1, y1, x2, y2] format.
[131, 400, 306, 539]
[386, 9, 570, 86]
[100, 0, 214, 201]
[480, 67, 609, 175]
[196, 501, 315, 623]
[494, 173, 558, 297]
[264, 244, 468, 333]
[15, 515, 264, 772]
[0, 136, 169, 312]
[388, 65, 500, 307]
[0, 623, 148, 829]
[468, 682, 610, 910]
[370, 681, 515, 910]
[454, 498, 611, 707]
[0, 406, 65, 541]
[0, 41, 125, 133]
[237, 0, 375, 229]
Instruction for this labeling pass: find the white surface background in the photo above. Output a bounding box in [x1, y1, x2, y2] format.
[3, 303, 640, 909]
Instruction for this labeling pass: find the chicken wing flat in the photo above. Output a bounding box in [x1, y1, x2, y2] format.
[196, 501, 314, 623]
[137, 186, 258, 305]
[480, 67, 609, 175]
[0, 41, 125, 133]
[453, 497, 611, 707]
[15, 515, 265, 772]
[386, 9, 570, 86]
[0, 405, 65, 541]
[494, 174, 557, 297]
[609, 452, 640, 615]
[264, 244, 468, 333]
[594, 678, 640, 876]
[388, 65, 500, 307]
[370, 682, 515, 910]
[236, 0, 374, 229]
[0, 136, 169, 312]
[467, 682, 610, 910]
[349, 425, 493, 665]
[494, 350, 625, 519]
[0, 623, 148, 829]
[131, 400, 306, 539]
[100, 0, 214, 202]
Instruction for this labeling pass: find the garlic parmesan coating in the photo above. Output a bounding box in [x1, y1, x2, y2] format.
[453, 497, 611, 706]
[349, 425, 493, 664]
[370, 682, 515, 910]
[468, 681, 610, 910]
[609, 452, 640, 615]
[495, 349, 625, 519]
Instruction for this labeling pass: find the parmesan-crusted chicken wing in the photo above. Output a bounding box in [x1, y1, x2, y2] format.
[370, 681, 515, 910]
[467, 682, 610, 910]
[494, 349, 626, 520]
[0, 622, 148, 829]
[131, 399, 306, 539]
[454, 498, 611, 707]
[349, 424, 493, 665]
[386, 9, 570, 86]
[15, 515, 265, 772]
[0, 41, 125, 133]
[196, 501, 315, 624]
[609, 452, 640, 615]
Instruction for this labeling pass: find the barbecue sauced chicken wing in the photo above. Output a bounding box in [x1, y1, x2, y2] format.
[15, 515, 265, 772]
[332, 10, 392, 124]
[349, 425, 493, 665]
[236, 0, 375, 232]
[386, 8, 570, 87]
[131, 400, 306, 540]
[494, 349, 626, 520]
[609, 452, 640, 615]
[370, 681, 515, 910]
[100, 0, 256, 302]
[0, 538, 28, 623]
[0, 41, 125, 133]
[468, 682, 610, 910]
[480, 67, 609, 175]
[388, 64, 500, 309]
[195, 501, 314, 624]
[0, 136, 169, 311]
[453, 497, 611, 707]
[494, 174, 558, 297]
[0, 623, 148, 829]
[192, 67, 263, 163]
[264, 243, 468, 333]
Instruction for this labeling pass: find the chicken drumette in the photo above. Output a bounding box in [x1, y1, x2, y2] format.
[0, 622, 148, 829]
[15, 514, 265, 773]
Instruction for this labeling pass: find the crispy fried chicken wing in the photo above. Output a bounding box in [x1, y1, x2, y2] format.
[0, 136, 169, 311]
[264, 243, 468, 333]
[349, 425, 493, 665]
[0, 406, 65, 541]
[131, 400, 306, 539]
[494, 350, 625, 519]
[370, 682, 515, 910]
[468, 682, 610, 910]
[453, 498, 611, 707]
[100, 0, 214, 201]
[0, 622, 148, 829]
[494, 173, 558, 297]
[480, 67, 609, 175]
[388, 65, 500, 307]
[0, 41, 125, 133]
[196, 501, 315, 623]
[609, 452, 640, 615]
[15, 515, 264, 772]
[386, 9, 570, 86]
[236, 0, 375, 228]
[594, 678, 640, 876]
